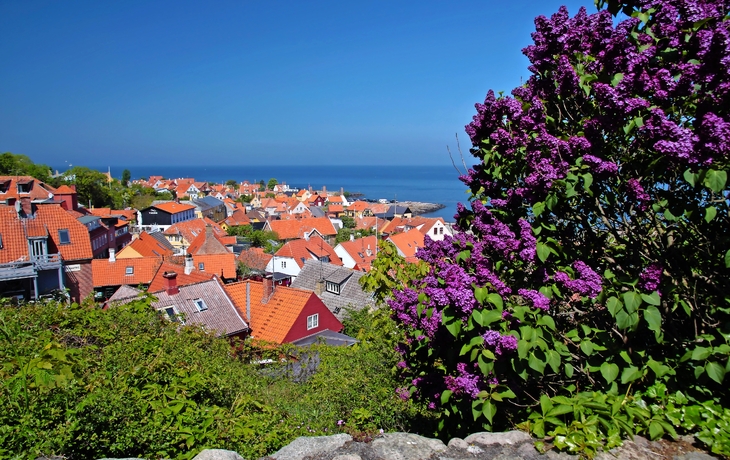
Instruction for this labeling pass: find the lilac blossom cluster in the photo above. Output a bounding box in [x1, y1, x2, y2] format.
[554, 261, 603, 298]
[482, 330, 519, 357]
[639, 263, 663, 292]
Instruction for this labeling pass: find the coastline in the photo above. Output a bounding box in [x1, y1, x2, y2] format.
[398, 201, 446, 216]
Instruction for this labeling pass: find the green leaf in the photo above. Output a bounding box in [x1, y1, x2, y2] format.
[537, 242, 551, 263]
[540, 394, 553, 414]
[644, 306, 662, 332]
[546, 350, 561, 373]
[705, 206, 717, 223]
[611, 73, 624, 87]
[641, 292, 661, 306]
[582, 173, 593, 191]
[683, 169, 697, 187]
[580, 340, 594, 356]
[474, 287, 488, 305]
[537, 315, 556, 331]
[691, 347, 711, 361]
[726, 250, 730, 269]
[704, 169, 727, 193]
[623, 291, 642, 314]
[564, 363, 574, 378]
[621, 366, 643, 384]
[533, 201, 545, 217]
[606, 296, 622, 316]
[600, 362, 620, 384]
[483, 400, 497, 423]
[528, 352, 546, 374]
[486, 293, 503, 310]
[649, 421, 664, 440]
[616, 310, 630, 329]
[705, 361, 726, 384]
[441, 390, 452, 404]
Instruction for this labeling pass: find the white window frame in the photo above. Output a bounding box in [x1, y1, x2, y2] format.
[125, 266, 134, 275]
[325, 281, 341, 295]
[307, 313, 319, 330]
[194, 298, 208, 312]
[160, 305, 184, 324]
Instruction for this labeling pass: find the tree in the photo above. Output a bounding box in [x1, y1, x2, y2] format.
[376, 0, 730, 452]
[267, 178, 278, 191]
[65, 166, 114, 208]
[0, 152, 52, 182]
[226, 179, 238, 187]
[259, 180, 265, 191]
[341, 215, 356, 229]
[121, 169, 131, 186]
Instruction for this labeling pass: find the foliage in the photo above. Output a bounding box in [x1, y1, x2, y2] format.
[341, 215, 356, 229]
[0, 297, 421, 459]
[226, 179, 238, 187]
[121, 169, 131, 186]
[370, 0, 730, 455]
[226, 225, 281, 253]
[0, 152, 52, 183]
[267, 178, 278, 191]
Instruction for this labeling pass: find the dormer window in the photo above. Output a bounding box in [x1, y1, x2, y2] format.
[17, 180, 32, 193]
[125, 266, 134, 275]
[194, 298, 208, 312]
[0, 181, 9, 193]
[198, 262, 205, 271]
[325, 281, 341, 295]
[58, 229, 70, 245]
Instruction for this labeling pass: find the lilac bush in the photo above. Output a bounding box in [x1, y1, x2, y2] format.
[382, 0, 730, 439]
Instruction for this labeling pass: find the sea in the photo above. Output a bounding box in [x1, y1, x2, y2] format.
[87, 164, 474, 222]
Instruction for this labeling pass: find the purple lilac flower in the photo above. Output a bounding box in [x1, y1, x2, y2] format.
[518, 219, 537, 262]
[639, 263, 663, 292]
[518, 288, 551, 311]
[554, 261, 602, 298]
[396, 388, 410, 401]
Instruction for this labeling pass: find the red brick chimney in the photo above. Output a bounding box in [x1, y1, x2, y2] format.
[163, 271, 179, 295]
[262, 275, 273, 304]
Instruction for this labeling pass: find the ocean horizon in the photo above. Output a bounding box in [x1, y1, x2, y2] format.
[84, 164, 475, 222]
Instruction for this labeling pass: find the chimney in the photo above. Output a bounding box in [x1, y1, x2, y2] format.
[349, 233, 354, 242]
[163, 271, 179, 295]
[20, 197, 32, 216]
[246, 282, 251, 323]
[315, 279, 325, 296]
[109, 248, 116, 262]
[184, 253, 194, 275]
[366, 244, 372, 257]
[262, 275, 273, 304]
[322, 185, 327, 194]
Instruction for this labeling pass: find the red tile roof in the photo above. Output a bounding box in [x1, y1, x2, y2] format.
[388, 228, 424, 259]
[193, 253, 237, 279]
[275, 236, 342, 268]
[337, 235, 378, 272]
[153, 201, 195, 214]
[119, 231, 174, 258]
[0, 176, 57, 203]
[268, 217, 336, 240]
[147, 261, 215, 292]
[237, 247, 272, 272]
[92, 257, 163, 287]
[224, 281, 315, 344]
[164, 218, 226, 245]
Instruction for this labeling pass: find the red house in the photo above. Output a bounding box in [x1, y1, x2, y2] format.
[224, 278, 342, 345]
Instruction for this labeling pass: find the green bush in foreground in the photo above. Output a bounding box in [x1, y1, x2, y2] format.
[0, 298, 423, 459]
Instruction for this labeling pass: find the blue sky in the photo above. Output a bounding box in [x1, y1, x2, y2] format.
[1, 0, 597, 167]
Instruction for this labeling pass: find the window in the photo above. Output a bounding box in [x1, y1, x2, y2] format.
[198, 262, 205, 271]
[58, 229, 70, 245]
[194, 299, 208, 312]
[433, 228, 438, 235]
[326, 281, 341, 295]
[307, 313, 319, 330]
[281, 261, 286, 269]
[125, 266, 134, 275]
[161, 306, 183, 323]
[17, 181, 31, 193]
[440, 227, 444, 235]
[0, 233, 3, 249]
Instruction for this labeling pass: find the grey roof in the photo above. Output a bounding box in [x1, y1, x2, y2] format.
[148, 230, 175, 251]
[78, 215, 101, 224]
[375, 205, 412, 219]
[309, 207, 326, 218]
[290, 260, 377, 321]
[192, 196, 224, 211]
[291, 329, 358, 347]
[110, 279, 248, 337]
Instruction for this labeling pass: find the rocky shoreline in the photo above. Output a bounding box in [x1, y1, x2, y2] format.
[398, 201, 446, 216]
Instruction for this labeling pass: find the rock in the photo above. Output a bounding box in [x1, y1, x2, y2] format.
[193, 449, 244, 460]
[269, 433, 352, 460]
[447, 438, 469, 449]
[331, 455, 362, 460]
[369, 432, 447, 460]
[464, 431, 534, 446]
